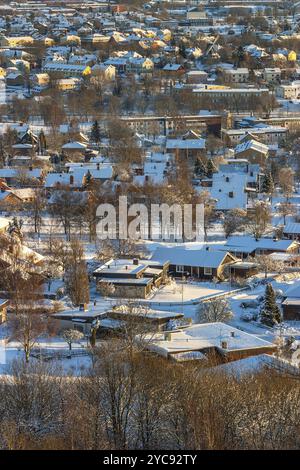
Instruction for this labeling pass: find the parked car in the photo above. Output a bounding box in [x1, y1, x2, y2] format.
[240, 299, 260, 309]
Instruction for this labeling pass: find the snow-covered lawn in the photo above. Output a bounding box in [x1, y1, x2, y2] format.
[147, 281, 233, 305]
[0, 333, 92, 377]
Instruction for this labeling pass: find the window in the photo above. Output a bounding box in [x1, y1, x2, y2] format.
[176, 265, 184, 273]
[204, 267, 213, 276]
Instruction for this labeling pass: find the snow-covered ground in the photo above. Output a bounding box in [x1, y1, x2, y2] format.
[0, 335, 92, 377]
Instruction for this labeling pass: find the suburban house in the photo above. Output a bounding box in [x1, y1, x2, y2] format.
[151, 246, 237, 280]
[234, 139, 269, 165]
[282, 282, 300, 320]
[94, 258, 170, 299]
[283, 223, 300, 241]
[223, 236, 299, 259]
[53, 304, 184, 335]
[144, 322, 277, 363]
[166, 135, 206, 160]
[210, 172, 254, 211]
[99, 305, 185, 333]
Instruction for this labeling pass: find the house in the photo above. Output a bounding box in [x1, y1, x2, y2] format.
[0, 234, 45, 284]
[6, 71, 24, 87]
[218, 160, 260, 188]
[53, 304, 184, 335]
[282, 282, 300, 320]
[91, 64, 116, 81]
[61, 140, 88, 155]
[210, 173, 250, 211]
[283, 223, 300, 240]
[223, 236, 299, 259]
[144, 322, 276, 363]
[0, 189, 26, 209]
[166, 136, 205, 159]
[0, 168, 42, 185]
[100, 305, 185, 333]
[234, 139, 269, 165]
[94, 258, 170, 299]
[163, 63, 185, 74]
[151, 246, 237, 280]
[56, 78, 81, 91]
[0, 299, 9, 324]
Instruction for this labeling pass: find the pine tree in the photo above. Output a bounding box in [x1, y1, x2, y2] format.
[194, 157, 207, 178]
[260, 283, 282, 327]
[206, 158, 217, 178]
[261, 172, 274, 195]
[91, 119, 101, 144]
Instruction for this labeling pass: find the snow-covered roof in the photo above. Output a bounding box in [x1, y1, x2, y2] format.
[235, 139, 269, 156]
[210, 173, 248, 211]
[225, 236, 297, 253]
[147, 322, 274, 357]
[151, 246, 233, 268]
[62, 141, 87, 150]
[283, 222, 300, 234]
[44, 172, 82, 188]
[0, 168, 41, 179]
[166, 138, 205, 150]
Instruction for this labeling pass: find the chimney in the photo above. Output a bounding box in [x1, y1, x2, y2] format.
[206, 246, 210, 251]
[231, 331, 235, 337]
[221, 340, 228, 349]
[133, 258, 139, 265]
[70, 174, 74, 185]
[97, 163, 100, 170]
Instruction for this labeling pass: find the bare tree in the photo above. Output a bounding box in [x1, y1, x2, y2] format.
[196, 298, 233, 323]
[65, 238, 90, 306]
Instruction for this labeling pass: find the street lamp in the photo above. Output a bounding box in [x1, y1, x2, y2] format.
[181, 271, 189, 315]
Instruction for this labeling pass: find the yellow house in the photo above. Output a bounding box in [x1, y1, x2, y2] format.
[56, 78, 81, 91]
[61, 35, 81, 46]
[1, 35, 34, 47]
[32, 73, 50, 87]
[288, 50, 297, 62]
[82, 65, 91, 77]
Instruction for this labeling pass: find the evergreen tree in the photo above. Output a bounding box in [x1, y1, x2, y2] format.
[84, 170, 93, 188]
[261, 171, 274, 195]
[91, 120, 101, 144]
[206, 158, 217, 178]
[260, 283, 282, 327]
[194, 157, 207, 178]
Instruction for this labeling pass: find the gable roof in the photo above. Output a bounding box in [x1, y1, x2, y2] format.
[151, 246, 235, 268]
[225, 236, 297, 253]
